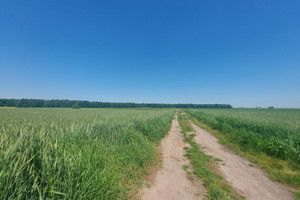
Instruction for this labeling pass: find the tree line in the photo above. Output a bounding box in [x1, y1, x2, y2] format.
[0, 99, 232, 109]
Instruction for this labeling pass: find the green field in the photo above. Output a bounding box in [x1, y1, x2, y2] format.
[186, 108, 300, 189]
[0, 108, 175, 199]
[1, 107, 300, 199]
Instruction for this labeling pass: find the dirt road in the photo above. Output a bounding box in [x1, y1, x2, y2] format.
[190, 121, 293, 200]
[141, 114, 206, 200]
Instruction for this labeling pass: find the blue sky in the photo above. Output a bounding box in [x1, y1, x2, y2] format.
[1, 1, 300, 108]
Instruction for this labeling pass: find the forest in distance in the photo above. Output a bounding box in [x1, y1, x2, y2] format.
[0, 98, 232, 109]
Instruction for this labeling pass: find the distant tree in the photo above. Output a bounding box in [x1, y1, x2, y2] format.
[268, 107, 275, 109]
[16, 99, 29, 108]
[0, 98, 233, 109]
[32, 99, 43, 107]
[72, 102, 80, 109]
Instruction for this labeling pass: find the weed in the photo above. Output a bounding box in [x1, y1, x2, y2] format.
[183, 165, 189, 171]
[213, 158, 223, 162]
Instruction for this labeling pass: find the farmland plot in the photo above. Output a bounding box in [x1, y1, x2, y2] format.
[0, 108, 174, 199]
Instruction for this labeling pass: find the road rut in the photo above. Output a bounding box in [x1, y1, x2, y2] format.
[141, 114, 206, 200]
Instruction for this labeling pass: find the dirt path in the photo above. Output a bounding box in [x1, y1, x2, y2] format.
[190, 121, 293, 200]
[141, 114, 206, 200]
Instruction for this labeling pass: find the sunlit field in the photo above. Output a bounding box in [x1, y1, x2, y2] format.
[0, 108, 175, 199]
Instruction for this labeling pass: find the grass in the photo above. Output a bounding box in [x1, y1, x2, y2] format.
[177, 112, 243, 200]
[183, 164, 189, 171]
[186, 108, 300, 199]
[0, 108, 175, 199]
[213, 158, 223, 162]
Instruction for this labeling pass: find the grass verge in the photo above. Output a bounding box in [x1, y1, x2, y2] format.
[178, 112, 243, 200]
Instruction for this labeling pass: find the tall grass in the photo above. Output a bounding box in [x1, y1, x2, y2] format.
[186, 109, 300, 164]
[0, 108, 175, 199]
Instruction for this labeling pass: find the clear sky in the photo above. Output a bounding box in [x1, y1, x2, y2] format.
[1, 1, 300, 108]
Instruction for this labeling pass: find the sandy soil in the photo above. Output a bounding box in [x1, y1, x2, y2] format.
[190, 121, 293, 200]
[141, 114, 206, 200]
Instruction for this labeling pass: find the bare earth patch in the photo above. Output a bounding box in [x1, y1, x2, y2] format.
[141, 115, 206, 200]
[190, 121, 293, 200]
